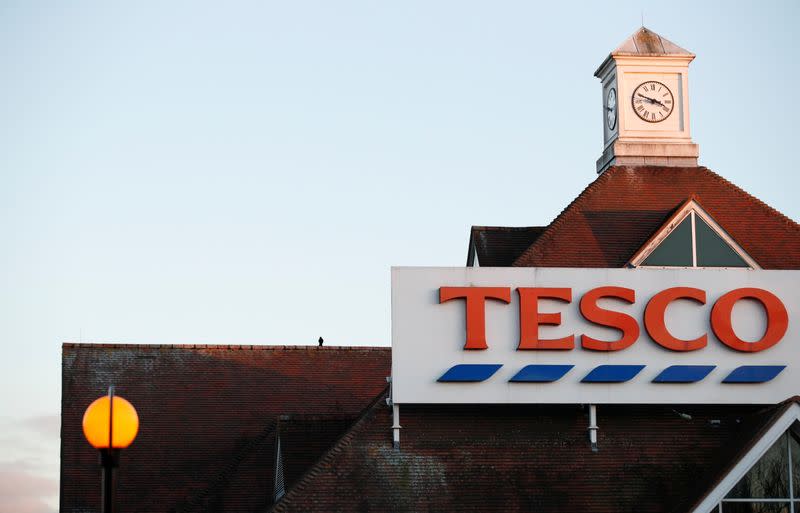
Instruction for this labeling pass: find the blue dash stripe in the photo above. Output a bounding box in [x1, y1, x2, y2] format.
[437, 364, 503, 382]
[653, 365, 716, 383]
[581, 365, 645, 383]
[509, 365, 574, 383]
[722, 366, 786, 383]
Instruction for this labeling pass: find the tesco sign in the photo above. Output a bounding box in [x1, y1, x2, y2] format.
[439, 285, 787, 353]
[391, 268, 800, 404]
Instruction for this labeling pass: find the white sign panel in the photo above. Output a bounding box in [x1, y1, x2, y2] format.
[391, 267, 800, 404]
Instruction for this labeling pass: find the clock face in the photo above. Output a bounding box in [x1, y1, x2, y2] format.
[606, 88, 617, 130]
[631, 81, 674, 123]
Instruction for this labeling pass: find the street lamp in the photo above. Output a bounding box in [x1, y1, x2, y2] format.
[82, 386, 139, 513]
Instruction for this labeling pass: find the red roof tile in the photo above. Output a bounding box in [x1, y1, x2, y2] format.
[513, 166, 800, 268]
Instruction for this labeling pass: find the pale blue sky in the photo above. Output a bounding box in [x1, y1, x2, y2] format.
[1, 1, 799, 511]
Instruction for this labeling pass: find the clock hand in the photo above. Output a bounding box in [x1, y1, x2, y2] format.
[637, 93, 666, 108]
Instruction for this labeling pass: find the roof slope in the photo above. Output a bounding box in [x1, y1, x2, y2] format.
[272, 401, 782, 513]
[513, 166, 800, 268]
[468, 226, 545, 266]
[61, 344, 390, 513]
[612, 26, 693, 56]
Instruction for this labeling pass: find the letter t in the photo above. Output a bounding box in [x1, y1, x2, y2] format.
[439, 287, 511, 350]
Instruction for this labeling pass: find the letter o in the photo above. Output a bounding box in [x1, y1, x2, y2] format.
[711, 288, 788, 352]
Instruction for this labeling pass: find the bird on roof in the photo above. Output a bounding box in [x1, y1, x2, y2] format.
[318, 337, 324, 347]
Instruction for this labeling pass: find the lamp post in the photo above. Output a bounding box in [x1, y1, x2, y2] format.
[82, 386, 139, 513]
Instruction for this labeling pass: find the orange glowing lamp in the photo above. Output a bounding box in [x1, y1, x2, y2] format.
[82, 388, 139, 450]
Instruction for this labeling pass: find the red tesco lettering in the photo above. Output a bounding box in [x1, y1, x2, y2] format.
[439, 286, 788, 352]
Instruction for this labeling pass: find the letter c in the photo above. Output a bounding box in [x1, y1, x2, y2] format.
[644, 287, 707, 351]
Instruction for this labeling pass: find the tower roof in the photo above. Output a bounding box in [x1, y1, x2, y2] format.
[612, 26, 694, 56]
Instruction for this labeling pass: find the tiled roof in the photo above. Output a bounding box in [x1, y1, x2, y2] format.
[272, 398, 785, 513]
[60, 344, 390, 513]
[468, 226, 545, 266]
[513, 166, 800, 268]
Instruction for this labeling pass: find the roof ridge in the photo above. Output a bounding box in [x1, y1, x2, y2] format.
[472, 225, 545, 231]
[512, 169, 614, 266]
[62, 342, 390, 351]
[269, 386, 390, 513]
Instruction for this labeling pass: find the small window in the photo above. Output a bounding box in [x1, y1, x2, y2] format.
[710, 431, 800, 512]
[633, 200, 756, 269]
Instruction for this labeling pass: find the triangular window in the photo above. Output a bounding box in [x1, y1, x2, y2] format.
[692, 406, 800, 513]
[705, 427, 800, 512]
[631, 199, 758, 269]
[274, 434, 285, 502]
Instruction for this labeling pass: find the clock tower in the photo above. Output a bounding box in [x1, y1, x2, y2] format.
[595, 27, 699, 173]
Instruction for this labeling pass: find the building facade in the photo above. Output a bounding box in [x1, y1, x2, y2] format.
[61, 28, 800, 513]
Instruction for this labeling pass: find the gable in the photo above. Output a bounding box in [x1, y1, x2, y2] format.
[512, 166, 800, 269]
[630, 198, 758, 268]
[691, 402, 800, 513]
